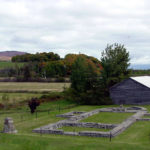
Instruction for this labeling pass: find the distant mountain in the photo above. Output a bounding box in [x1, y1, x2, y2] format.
[0, 51, 26, 61]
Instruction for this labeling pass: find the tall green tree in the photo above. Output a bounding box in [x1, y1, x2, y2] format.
[71, 56, 87, 93]
[23, 65, 31, 81]
[100, 43, 130, 88]
[70, 55, 101, 104]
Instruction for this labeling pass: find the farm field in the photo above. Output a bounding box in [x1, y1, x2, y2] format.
[0, 102, 150, 150]
[0, 93, 42, 105]
[0, 82, 70, 108]
[0, 82, 70, 93]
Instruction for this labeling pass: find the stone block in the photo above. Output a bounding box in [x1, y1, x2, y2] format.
[3, 117, 17, 133]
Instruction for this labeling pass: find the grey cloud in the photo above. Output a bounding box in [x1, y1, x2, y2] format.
[0, 0, 150, 65]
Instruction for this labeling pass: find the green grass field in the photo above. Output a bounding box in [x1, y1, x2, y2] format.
[0, 102, 150, 150]
[0, 82, 70, 93]
[0, 61, 24, 69]
[81, 112, 133, 124]
[0, 82, 149, 150]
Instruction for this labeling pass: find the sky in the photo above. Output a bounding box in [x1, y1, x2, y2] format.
[0, 0, 150, 68]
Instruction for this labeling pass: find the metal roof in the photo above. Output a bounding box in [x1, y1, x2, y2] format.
[130, 76, 150, 88]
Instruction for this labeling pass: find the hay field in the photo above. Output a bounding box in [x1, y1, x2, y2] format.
[0, 82, 70, 93]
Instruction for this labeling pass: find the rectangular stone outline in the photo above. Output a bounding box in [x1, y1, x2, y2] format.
[33, 107, 147, 138]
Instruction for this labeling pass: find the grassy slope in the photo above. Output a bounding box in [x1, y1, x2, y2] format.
[0, 103, 150, 150]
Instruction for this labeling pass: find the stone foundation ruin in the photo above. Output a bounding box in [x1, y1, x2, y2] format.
[33, 106, 150, 138]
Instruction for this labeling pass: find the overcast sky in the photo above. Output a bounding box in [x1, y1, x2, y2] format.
[0, 0, 150, 66]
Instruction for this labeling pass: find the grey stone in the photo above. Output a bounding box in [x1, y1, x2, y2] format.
[56, 111, 86, 118]
[111, 111, 146, 137]
[144, 113, 150, 116]
[63, 132, 78, 136]
[3, 117, 17, 133]
[137, 118, 150, 121]
[62, 122, 117, 129]
[79, 131, 110, 137]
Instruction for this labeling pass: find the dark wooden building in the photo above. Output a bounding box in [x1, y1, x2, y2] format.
[109, 76, 150, 105]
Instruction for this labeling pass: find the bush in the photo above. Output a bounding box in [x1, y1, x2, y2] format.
[0, 103, 4, 109]
[28, 98, 40, 114]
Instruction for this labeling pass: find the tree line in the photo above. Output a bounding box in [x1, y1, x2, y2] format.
[0, 52, 102, 81]
[12, 52, 60, 62]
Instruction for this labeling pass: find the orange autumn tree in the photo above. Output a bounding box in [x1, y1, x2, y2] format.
[64, 54, 102, 75]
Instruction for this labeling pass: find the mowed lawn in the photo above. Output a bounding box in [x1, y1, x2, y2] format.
[0, 103, 150, 150]
[0, 82, 70, 92]
[81, 112, 133, 124]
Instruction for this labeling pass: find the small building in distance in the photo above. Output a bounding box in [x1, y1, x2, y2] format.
[109, 76, 150, 105]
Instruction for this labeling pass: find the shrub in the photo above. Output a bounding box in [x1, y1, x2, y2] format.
[28, 98, 40, 114]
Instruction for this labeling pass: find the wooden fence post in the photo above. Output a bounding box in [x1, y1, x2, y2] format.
[110, 132, 112, 142]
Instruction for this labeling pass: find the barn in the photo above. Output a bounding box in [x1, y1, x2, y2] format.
[109, 76, 150, 105]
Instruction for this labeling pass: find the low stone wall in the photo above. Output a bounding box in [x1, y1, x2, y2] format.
[111, 111, 146, 137]
[144, 113, 150, 116]
[56, 111, 86, 118]
[33, 129, 64, 134]
[33, 120, 65, 131]
[99, 106, 147, 113]
[137, 118, 150, 121]
[68, 109, 100, 122]
[79, 131, 110, 137]
[64, 132, 78, 136]
[62, 122, 117, 129]
[33, 106, 148, 138]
